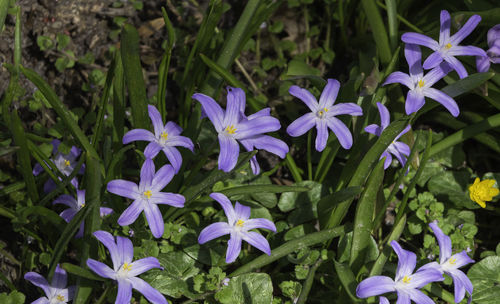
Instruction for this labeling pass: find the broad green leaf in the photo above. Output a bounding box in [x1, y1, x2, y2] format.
[317, 187, 363, 229]
[215, 273, 273, 304]
[427, 171, 478, 209]
[221, 184, 309, 209]
[337, 232, 379, 265]
[0, 291, 25, 304]
[468, 256, 500, 303]
[333, 260, 361, 303]
[278, 181, 324, 226]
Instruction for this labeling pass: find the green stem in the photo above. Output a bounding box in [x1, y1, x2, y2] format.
[296, 259, 322, 304]
[230, 225, 348, 277]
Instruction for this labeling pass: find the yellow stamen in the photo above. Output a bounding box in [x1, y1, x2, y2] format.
[160, 131, 168, 140]
[143, 190, 152, 199]
[64, 159, 71, 167]
[122, 263, 132, 271]
[81, 203, 85, 208]
[57, 295, 65, 301]
[469, 177, 499, 208]
[445, 43, 452, 49]
[318, 110, 324, 116]
[225, 125, 237, 135]
[402, 276, 411, 284]
[236, 219, 245, 227]
[418, 80, 425, 88]
[324, 107, 328, 112]
[449, 257, 457, 265]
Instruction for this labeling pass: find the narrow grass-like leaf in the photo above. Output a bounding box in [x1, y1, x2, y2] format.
[157, 7, 175, 120]
[297, 259, 323, 304]
[361, 0, 391, 65]
[20, 66, 98, 158]
[0, 271, 15, 291]
[0, 182, 25, 198]
[333, 260, 361, 303]
[314, 139, 340, 183]
[285, 154, 303, 183]
[220, 184, 310, 198]
[20, 206, 66, 230]
[0, 205, 15, 219]
[0, 0, 9, 34]
[376, 1, 423, 33]
[384, 0, 398, 51]
[326, 115, 412, 229]
[14, 7, 21, 76]
[11, 109, 39, 202]
[429, 113, 500, 157]
[113, 51, 125, 143]
[422, 284, 455, 303]
[121, 24, 149, 129]
[350, 159, 385, 273]
[61, 263, 105, 281]
[369, 214, 406, 276]
[230, 224, 349, 277]
[318, 187, 363, 229]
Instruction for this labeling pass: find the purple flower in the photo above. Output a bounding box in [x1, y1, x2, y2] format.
[198, 193, 276, 263]
[365, 103, 411, 169]
[384, 44, 459, 117]
[123, 105, 194, 173]
[476, 24, 500, 72]
[33, 139, 84, 192]
[87, 231, 167, 304]
[402, 10, 486, 79]
[192, 87, 288, 174]
[24, 264, 75, 304]
[53, 190, 113, 238]
[419, 221, 474, 303]
[356, 240, 444, 303]
[107, 159, 185, 238]
[286, 79, 363, 152]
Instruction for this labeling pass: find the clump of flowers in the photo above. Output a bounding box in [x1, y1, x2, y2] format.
[24, 264, 75, 304]
[468, 177, 499, 208]
[476, 24, 500, 72]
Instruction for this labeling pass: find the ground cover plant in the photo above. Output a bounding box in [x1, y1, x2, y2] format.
[1, 0, 500, 303]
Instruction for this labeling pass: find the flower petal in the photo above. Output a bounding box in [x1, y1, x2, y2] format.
[236, 116, 281, 139]
[53, 194, 78, 209]
[162, 146, 183, 173]
[365, 124, 381, 136]
[401, 33, 439, 50]
[32, 298, 50, 304]
[242, 231, 271, 255]
[107, 180, 139, 199]
[60, 209, 77, 223]
[443, 55, 468, 79]
[422, 51, 444, 70]
[449, 14, 481, 45]
[128, 257, 162, 277]
[247, 108, 271, 120]
[383, 72, 413, 88]
[476, 55, 491, 73]
[429, 221, 452, 262]
[392, 142, 411, 157]
[139, 158, 155, 189]
[424, 88, 459, 117]
[381, 151, 393, 169]
[144, 203, 164, 238]
[210, 193, 236, 224]
[356, 276, 396, 298]
[376, 102, 390, 130]
[192, 93, 224, 132]
[116, 236, 134, 265]
[129, 277, 168, 304]
[404, 44, 423, 77]
[218, 134, 239, 173]
[328, 103, 363, 116]
[148, 105, 164, 137]
[93, 231, 121, 269]
[151, 164, 175, 192]
[379, 296, 389, 304]
[234, 202, 251, 220]
[144, 142, 162, 159]
[244, 218, 277, 232]
[289, 85, 319, 112]
[315, 119, 328, 152]
[396, 290, 411, 304]
[244, 135, 289, 159]
[24, 272, 51, 297]
[326, 116, 353, 149]
[439, 10, 451, 44]
[448, 268, 473, 303]
[391, 240, 416, 281]
[318, 79, 340, 108]
[166, 135, 194, 152]
[198, 222, 232, 244]
[100, 207, 113, 217]
[52, 264, 68, 289]
[407, 268, 444, 288]
[405, 90, 425, 115]
[150, 192, 185, 208]
[422, 62, 451, 87]
[448, 251, 474, 269]
[448, 46, 487, 57]
[123, 129, 156, 144]
[287, 113, 316, 137]
[116, 279, 133, 304]
[164, 121, 183, 135]
[86, 259, 116, 279]
[118, 199, 145, 226]
[224, 87, 245, 127]
[406, 289, 435, 304]
[226, 234, 242, 263]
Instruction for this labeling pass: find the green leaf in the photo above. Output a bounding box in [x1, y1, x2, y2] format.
[0, 291, 25, 304]
[468, 256, 500, 303]
[56, 33, 70, 51]
[0, 0, 9, 35]
[317, 187, 363, 229]
[286, 59, 321, 77]
[61, 263, 105, 281]
[37, 35, 54, 51]
[215, 273, 273, 304]
[221, 184, 309, 209]
[427, 171, 477, 209]
[333, 260, 361, 303]
[361, 0, 391, 64]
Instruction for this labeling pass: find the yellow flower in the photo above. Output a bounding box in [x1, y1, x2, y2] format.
[469, 177, 499, 208]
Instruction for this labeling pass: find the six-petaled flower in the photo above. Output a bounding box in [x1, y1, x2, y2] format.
[198, 193, 277, 263]
[107, 159, 185, 238]
[87, 230, 167, 304]
[193, 87, 288, 174]
[365, 102, 411, 169]
[419, 221, 475, 303]
[476, 24, 500, 72]
[123, 105, 194, 173]
[287, 79, 363, 151]
[384, 44, 459, 117]
[24, 264, 75, 304]
[402, 10, 486, 79]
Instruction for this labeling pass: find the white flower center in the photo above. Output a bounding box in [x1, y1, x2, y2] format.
[225, 125, 237, 135]
[159, 131, 169, 144]
[116, 262, 132, 279]
[316, 107, 329, 118]
[143, 190, 152, 199]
